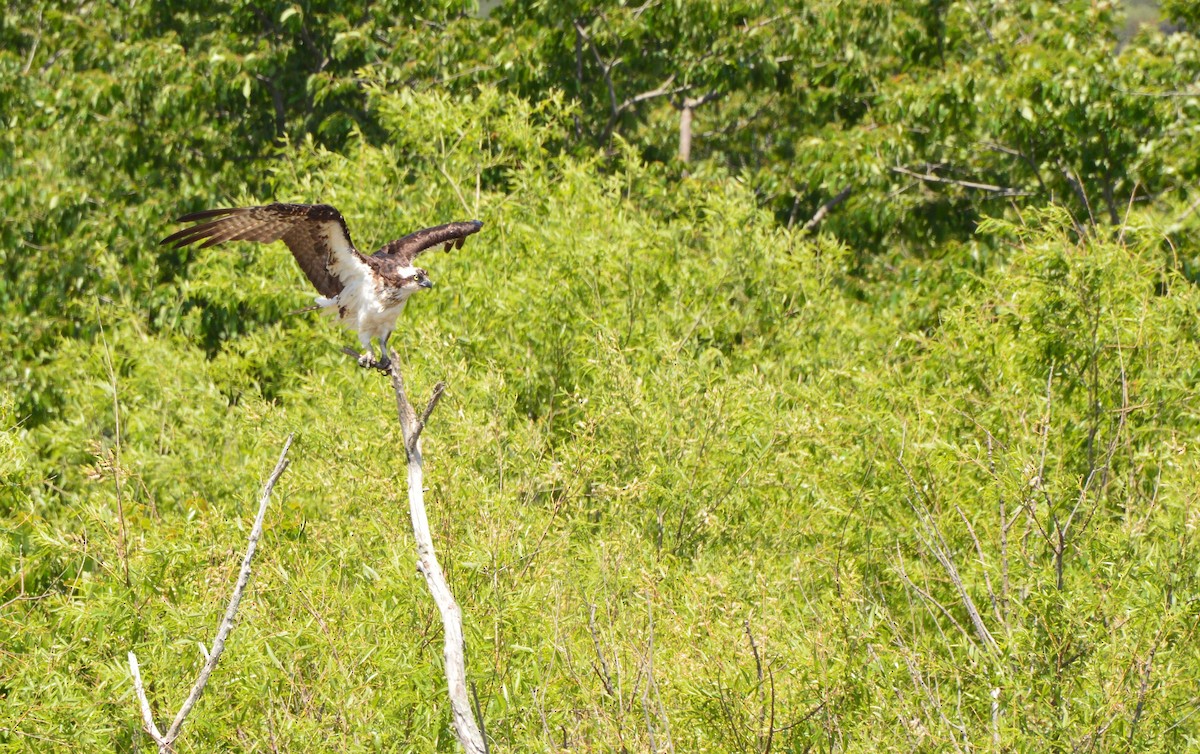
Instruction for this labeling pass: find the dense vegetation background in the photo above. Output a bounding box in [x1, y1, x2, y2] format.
[3, 0, 1200, 751]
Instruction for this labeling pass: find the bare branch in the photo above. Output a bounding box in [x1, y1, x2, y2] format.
[574, 20, 621, 143]
[955, 503, 1003, 631]
[744, 620, 767, 753]
[681, 91, 721, 110]
[1128, 639, 1160, 746]
[1059, 163, 1096, 229]
[438, 159, 473, 217]
[97, 314, 130, 588]
[802, 186, 853, 232]
[765, 664, 775, 754]
[21, 9, 42, 76]
[678, 104, 694, 164]
[894, 546, 979, 652]
[1118, 87, 1200, 98]
[341, 345, 391, 373]
[169, 436, 292, 741]
[127, 652, 165, 747]
[1174, 194, 1200, 225]
[410, 382, 447, 455]
[387, 351, 487, 754]
[254, 74, 287, 139]
[588, 603, 617, 698]
[622, 75, 683, 111]
[988, 432, 1010, 624]
[127, 434, 293, 752]
[675, 89, 719, 163]
[895, 455, 1000, 655]
[891, 165, 1029, 196]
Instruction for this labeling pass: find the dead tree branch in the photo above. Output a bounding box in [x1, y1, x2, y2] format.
[388, 352, 487, 754]
[802, 186, 853, 232]
[895, 454, 1000, 656]
[891, 165, 1029, 197]
[127, 434, 293, 753]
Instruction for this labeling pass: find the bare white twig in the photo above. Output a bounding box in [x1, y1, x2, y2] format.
[127, 434, 293, 753]
[388, 353, 487, 754]
[128, 651, 164, 744]
[802, 186, 853, 232]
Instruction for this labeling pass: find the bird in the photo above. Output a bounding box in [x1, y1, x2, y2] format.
[161, 202, 482, 370]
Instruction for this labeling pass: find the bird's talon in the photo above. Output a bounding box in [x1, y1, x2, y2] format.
[358, 353, 374, 368]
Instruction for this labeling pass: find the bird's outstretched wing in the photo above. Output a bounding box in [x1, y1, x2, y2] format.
[160, 203, 361, 297]
[372, 220, 484, 267]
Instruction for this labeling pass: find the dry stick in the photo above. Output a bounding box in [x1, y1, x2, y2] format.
[895, 456, 999, 655]
[1059, 163, 1096, 230]
[893, 546, 978, 653]
[1128, 627, 1165, 748]
[1175, 194, 1200, 225]
[802, 186, 853, 233]
[890, 165, 1029, 196]
[387, 354, 487, 754]
[987, 433, 1009, 625]
[128, 434, 293, 753]
[955, 503, 1004, 630]
[574, 20, 620, 142]
[744, 620, 770, 754]
[128, 652, 164, 745]
[588, 603, 618, 698]
[640, 594, 674, 754]
[1023, 367, 1055, 547]
[715, 665, 751, 754]
[764, 664, 776, 754]
[20, 8, 42, 75]
[438, 161, 473, 217]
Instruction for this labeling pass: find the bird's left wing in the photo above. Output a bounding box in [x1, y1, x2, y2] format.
[160, 203, 361, 297]
[372, 220, 484, 266]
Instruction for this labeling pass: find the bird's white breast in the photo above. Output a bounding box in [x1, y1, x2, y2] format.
[315, 252, 413, 339]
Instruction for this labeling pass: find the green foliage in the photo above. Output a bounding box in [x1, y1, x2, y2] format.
[4, 2, 1200, 752]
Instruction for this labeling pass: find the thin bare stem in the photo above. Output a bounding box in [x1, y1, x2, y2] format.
[891, 165, 1029, 196]
[439, 162, 473, 216]
[410, 382, 447, 456]
[987, 433, 1009, 623]
[20, 9, 42, 76]
[97, 315, 130, 588]
[896, 455, 999, 655]
[588, 603, 617, 698]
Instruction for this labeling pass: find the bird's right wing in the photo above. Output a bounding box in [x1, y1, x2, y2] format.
[372, 220, 484, 266]
[160, 203, 363, 297]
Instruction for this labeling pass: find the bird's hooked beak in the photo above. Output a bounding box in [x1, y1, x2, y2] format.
[419, 279, 434, 289]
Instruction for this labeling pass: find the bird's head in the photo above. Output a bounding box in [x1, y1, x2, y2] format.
[405, 268, 434, 292]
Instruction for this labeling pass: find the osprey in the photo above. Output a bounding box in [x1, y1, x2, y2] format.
[161, 203, 482, 369]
